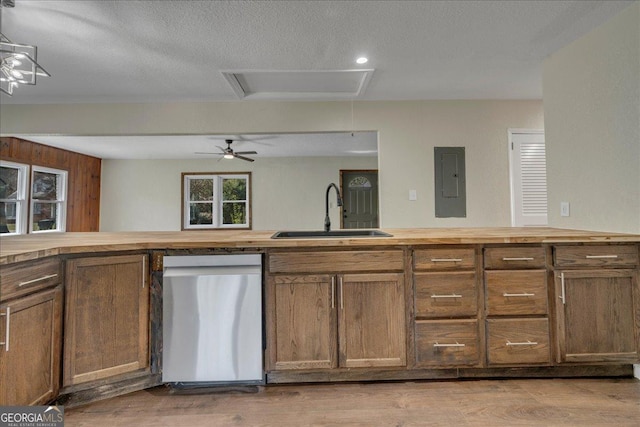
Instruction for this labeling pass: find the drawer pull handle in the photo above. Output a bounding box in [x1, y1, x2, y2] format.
[431, 294, 463, 299]
[18, 273, 58, 287]
[502, 257, 534, 261]
[434, 341, 465, 348]
[506, 340, 538, 346]
[502, 292, 535, 297]
[430, 258, 463, 262]
[585, 255, 618, 259]
[0, 307, 10, 352]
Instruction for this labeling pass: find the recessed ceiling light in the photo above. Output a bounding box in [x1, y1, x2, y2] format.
[356, 57, 368, 64]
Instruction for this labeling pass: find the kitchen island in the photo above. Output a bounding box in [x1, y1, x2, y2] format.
[1, 227, 639, 407]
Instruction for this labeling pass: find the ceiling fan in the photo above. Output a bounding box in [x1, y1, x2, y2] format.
[196, 139, 257, 162]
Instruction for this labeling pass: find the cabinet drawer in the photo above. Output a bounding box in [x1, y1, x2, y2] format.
[414, 248, 475, 270]
[415, 320, 479, 367]
[554, 245, 638, 268]
[414, 272, 477, 318]
[484, 247, 545, 269]
[0, 257, 61, 302]
[487, 318, 550, 365]
[485, 270, 547, 316]
[269, 250, 404, 273]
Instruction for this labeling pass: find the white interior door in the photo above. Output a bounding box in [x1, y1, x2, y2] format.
[509, 130, 547, 227]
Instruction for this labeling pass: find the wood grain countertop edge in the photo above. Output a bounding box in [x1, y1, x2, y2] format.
[1, 227, 639, 265]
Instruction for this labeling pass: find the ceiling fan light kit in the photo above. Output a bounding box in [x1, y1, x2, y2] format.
[196, 139, 258, 162]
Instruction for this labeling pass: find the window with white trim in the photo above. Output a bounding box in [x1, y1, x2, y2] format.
[183, 173, 251, 230]
[0, 161, 29, 235]
[30, 166, 67, 233]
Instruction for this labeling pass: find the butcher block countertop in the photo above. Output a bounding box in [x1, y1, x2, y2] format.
[1, 227, 639, 265]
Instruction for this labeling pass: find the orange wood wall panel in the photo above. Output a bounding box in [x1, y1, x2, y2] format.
[0, 137, 101, 232]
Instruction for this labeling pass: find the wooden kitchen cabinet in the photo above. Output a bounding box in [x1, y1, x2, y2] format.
[339, 273, 406, 368]
[554, 245, 640, 363]
[412, 247, 481, 367]
[0, 257, 63, 406]
[555, 269, 639, 363]
[484, 246, 550, 366]
[267, 250, 406, 371]
[64, 254, 150, 386]
[271, 275, 337, 370]
[0, 286, 63, 405]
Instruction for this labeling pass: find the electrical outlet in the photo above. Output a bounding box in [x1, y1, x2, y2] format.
[560, 202, 570, 217]
[409, 190, 417, 201]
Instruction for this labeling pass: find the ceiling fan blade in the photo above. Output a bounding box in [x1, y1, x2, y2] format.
[234, 151, 258, 155]
[233, 154, 255, 162]
[195, 152, 223, 155]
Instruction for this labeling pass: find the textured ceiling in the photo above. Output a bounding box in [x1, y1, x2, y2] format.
[0, 0, 634, 105]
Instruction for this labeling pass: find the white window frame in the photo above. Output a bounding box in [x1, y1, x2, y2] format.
[30, 165, 68, 233]
[0, 160, 29, 235]
[183, 173, 251, 230]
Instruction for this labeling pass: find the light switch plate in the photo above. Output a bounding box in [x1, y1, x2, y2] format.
[560, 202, 570, 217]
[409, 189, 417, 201]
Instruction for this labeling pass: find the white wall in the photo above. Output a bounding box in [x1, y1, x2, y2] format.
[101, 156, 376, 231]
[543, 2, 640, 234]
[1, 100, 543, 231]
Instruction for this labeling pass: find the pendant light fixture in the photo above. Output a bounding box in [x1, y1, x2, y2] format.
[0, 0, 51, 96]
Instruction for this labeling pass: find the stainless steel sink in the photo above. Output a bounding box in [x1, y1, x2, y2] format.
[271, 230, 393, 239]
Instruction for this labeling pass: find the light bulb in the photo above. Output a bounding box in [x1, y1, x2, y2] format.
[10, 69, 23, 78]
[356, 57, 368, 64]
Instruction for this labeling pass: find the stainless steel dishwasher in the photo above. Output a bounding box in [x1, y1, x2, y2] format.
[162, 254, 263, 386]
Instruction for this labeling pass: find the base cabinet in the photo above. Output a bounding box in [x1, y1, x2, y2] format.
[270, 272, 406, 371]
[64, 254, 150, 386]
[272, 275, 337, 370]
[267, 250, 407, 373]
[0, 286, 63, 405]
[555, 269, 639, 363]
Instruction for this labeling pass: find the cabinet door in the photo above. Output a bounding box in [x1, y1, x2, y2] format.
[339, 273, 406, 368]
[555, 269, 639, 363]
[0, 286, 62, 405]
[64, 254, 149, 386]
[270, 275, 337, 370]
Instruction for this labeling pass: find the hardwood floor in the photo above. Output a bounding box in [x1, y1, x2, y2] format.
[65, 378, 640, 426]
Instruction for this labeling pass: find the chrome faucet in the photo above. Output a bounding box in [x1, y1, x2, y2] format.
[324, 183, 343, 232]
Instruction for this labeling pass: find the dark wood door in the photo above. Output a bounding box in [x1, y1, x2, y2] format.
[340, 170, 379, 229]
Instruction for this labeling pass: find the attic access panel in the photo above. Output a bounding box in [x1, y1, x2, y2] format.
[221, 69, 374, 99]
[434, 147, 466, 218]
